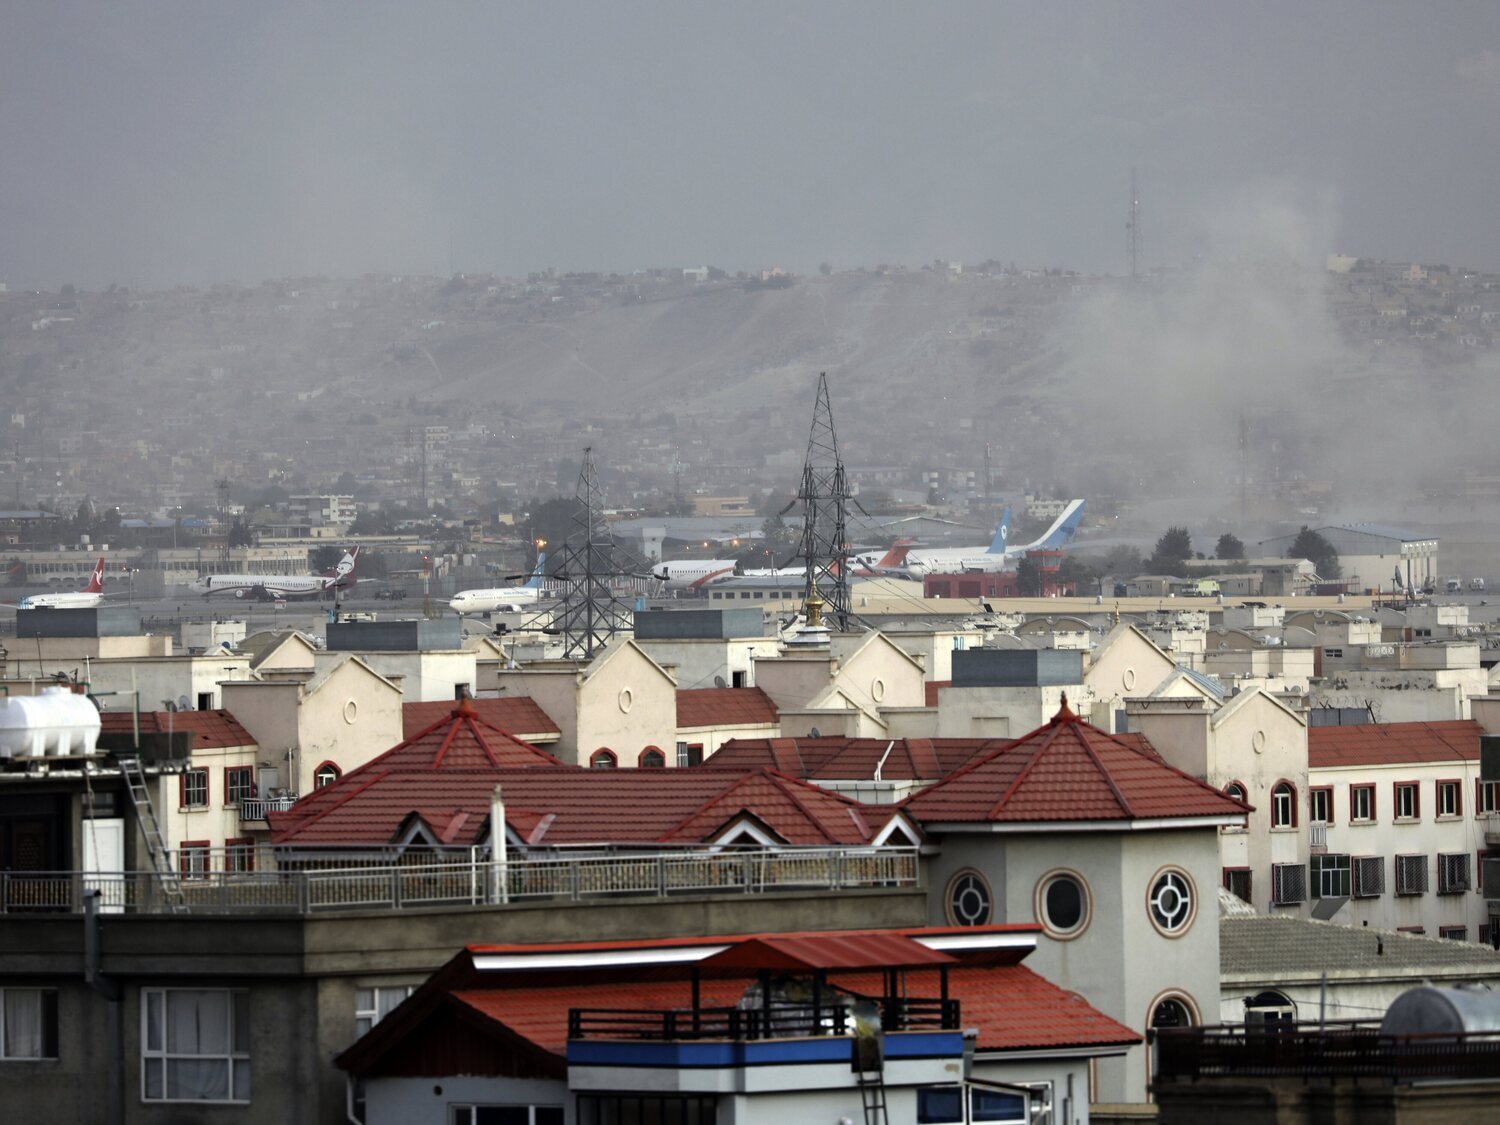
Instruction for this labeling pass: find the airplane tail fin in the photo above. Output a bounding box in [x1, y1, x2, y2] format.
[1033, 500, 1087, 549]
[874, 538, 916, 568]
[987, 508, 1013, 554]
[524, 552, 547, 589]
[82, 557, 105, 594]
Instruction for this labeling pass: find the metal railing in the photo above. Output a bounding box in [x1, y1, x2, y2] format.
[1153, 1022, 1500, 1083]
[238, 796, 299, 822]
[569, 997, 960, 1042]
[1309, 822, 1327, 849]
[0, 846, 920, 915]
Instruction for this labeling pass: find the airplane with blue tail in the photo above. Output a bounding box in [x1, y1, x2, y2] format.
[449, 552, 550, 614]
[904, 501, 1086, 575]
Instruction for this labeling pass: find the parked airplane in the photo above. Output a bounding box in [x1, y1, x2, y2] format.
[743, 541, 917, 580]
[1, 557, 115, 609]
[651, 558, 739, 590]
[449, 553, 549, 615]
[189, 549, 359, 601]
[905, 501, 1087, 575]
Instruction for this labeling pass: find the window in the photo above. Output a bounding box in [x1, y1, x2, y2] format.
[589, 748, 618, 769]
[1353, 856, 1385, 897]
[1035, 869, 1091, 938]
[1324, 647, 1343, 659]
[1478, 779, 1499, 815]
[969, 1087, 1030, 1123]
[1437, 780, 1461, 818]
[1396, 854, 1429, 896]
[1272, 863, 1307, 905]
[180, 769, 208, 809]
[355, 986, 415, 1037]
[1394, 782, 1419, 821]
[314, 762, 342, 789]
[1438, 852, 1471, 894]
[179, 842, 211, 879]
[1150, 996, 1196, 1029]
[917, 1087, 964, 1124]
[676, 742, 704, 768]
[1271, 781, 1296, 828]
[576, 1095, 715, 1125]
[946, 869, 994, 927]
[0, 989, 58, 1060]
[1223, 867, 1252, 904]
[451, 1108, 564, 1125]
[1350, 785, 1375, 823]
[1147, 868, 1196, 936]
[141, 989, 250, 1103]
[1441, 926, 1469, 941]
[638, 747, 666, 769]
[224, 767, 255, 806]
[1245, 990, 1295, 1029]
[1310, 853, 1351, 898]
[224, 838, 255, 874]
[1309, 787, 1333, 825]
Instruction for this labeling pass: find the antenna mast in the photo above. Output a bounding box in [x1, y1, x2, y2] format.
[796, 373, 852, 631]
[1127, 167, 1143, 280]
[214, 478, 232, 567]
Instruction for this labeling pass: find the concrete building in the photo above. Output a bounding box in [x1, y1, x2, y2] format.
[1257, 524, 1439, 592]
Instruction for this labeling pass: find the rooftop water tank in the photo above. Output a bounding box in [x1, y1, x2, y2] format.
[1380, 986, 1500, 1036]
[0, 687, 102, 759]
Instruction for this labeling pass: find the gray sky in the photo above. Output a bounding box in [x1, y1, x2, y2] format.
[4, 1, 1500, 289]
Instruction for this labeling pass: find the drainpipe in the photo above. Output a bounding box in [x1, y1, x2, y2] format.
[83, 890, 124, 1125]
[491, 784, 508, 904]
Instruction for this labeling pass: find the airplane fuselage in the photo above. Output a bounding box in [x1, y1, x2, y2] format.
[16, 591, 106, 609]
[448, 587, 543, 614]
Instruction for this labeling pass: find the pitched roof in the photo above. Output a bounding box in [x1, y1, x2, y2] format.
[98, 709, 255, 750]
[902, 698, 1250, 825]
[1222, 912, 1500, 979]
[1308, 720, 1481, 767]
[708, 736, 1003, 781]
[403, 698, 560, 739]
[676, 687, 779, 729]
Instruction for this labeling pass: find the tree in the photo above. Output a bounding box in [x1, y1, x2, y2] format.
[1147, 526, 1194, 577]
[1216, 533, 1245, 560]
[1289, 526, 1341, 579]
[1098, 545, 1144, 577]
[1015, 555, 1044, 596]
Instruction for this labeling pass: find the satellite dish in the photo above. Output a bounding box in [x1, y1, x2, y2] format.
[178, 695, 192, 711]
[162, 700, 177, 712]
[809, 727, 822, 738]
[713, 675, 727, 688]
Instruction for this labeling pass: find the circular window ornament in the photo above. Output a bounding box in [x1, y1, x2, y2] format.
[1122, 667, 1137, 691]
[1034, 868, 1092, 940]
[871, 676, 886, 703]
[342, 699, 358, 724]
[1147, 867, 1196, 937]
[617, 687, 634, 713]
[1252, 729, 1266, 754]
[946, 869, 994, 927]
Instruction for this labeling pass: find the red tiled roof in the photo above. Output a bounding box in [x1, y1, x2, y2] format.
[676, 687, 779, 729]
[709, 736, 1005, 781]
[903, 701, 1249, 824]
[447, 962, 1136, 1056]
[99, 709, 255, 750]
[1308, 720, 1481, 768]
[700, 932, 955, 971]
[403, 698, 560, 739]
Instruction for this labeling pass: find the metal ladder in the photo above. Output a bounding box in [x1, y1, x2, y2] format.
[117, 755, 187, 912]
[855, 1068, 889, 1125]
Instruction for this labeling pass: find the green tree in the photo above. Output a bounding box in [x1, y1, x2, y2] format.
[1216, 533, 1245, 560]
[1016, 555, 1044, 596]
[1289, 527, 1341, 579]
[1147, 526, 1194, 576]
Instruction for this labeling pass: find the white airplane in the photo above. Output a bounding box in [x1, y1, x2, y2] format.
[2, 557, 116, 609]
[742, 540, 918, 579]
[906, 501, 1087, 575]
[449, 553, 549, 615]
[651, 558, 739, 590]
[190, 549, 359, 601]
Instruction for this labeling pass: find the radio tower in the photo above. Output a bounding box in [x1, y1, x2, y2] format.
[1127, 167, 1143, 280]
[794, 373, 852, 631]
[552, 448, 642, 660]
[214, 478, 232, 567]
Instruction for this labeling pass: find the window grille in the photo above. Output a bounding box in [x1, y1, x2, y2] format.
[1438, 852, 1471, 895]
[1396, 854, 1429, 896]
[1272, 863, 1307, 905]
[1353, 856, 1385, 898]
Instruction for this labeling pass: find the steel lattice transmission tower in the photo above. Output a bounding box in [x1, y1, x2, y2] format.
[552, 447, 644, 660]
[795, 373, 852, 631]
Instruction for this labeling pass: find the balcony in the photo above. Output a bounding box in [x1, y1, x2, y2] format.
[239, 796, 299, 823]
[1309, 822, 1328, 851]
[1482, 812, 1500, 847]
[569, 997, 959, 1042]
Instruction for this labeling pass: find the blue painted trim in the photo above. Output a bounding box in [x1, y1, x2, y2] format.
[567, 1031, 963, 1070]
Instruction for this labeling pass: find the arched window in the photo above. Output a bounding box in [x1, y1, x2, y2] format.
[314, 762, 341, 789]
[638, 747, 666, 769]
[1034, 869, 1092, 940]
[1245, 990, 1296, 1029]
[1271, 781, 1297, 828]
[1224, 780, 1247, 805]
[590, 748, 618, 769]
[1150, 994, 1197, 1030]
[945, 869, 994, 926]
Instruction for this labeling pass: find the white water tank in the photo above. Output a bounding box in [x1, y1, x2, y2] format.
[0, 687, 102, 759]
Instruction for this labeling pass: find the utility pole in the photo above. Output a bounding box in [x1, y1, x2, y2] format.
[1127, 167, 1143, 280]
[214, 478, 231, 568]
